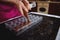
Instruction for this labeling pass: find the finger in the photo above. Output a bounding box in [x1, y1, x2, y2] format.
[19, 1, 28, 13]
[19, 3, 24, 16]
[22, 0, 31, 10]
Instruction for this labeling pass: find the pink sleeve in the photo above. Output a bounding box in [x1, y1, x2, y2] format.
[0, 2, 23, 23]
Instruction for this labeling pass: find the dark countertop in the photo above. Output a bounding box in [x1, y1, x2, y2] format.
[0, 14, 59, 40]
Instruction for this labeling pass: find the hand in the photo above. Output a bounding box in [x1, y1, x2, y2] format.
[1, 0, 31, 23]
[19, 0, 31, 23]
[19, 0, 31, 15]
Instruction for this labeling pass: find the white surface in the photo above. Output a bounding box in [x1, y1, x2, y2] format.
[55, 27, 60, 40]
[30, 12, 60, 19]
[30, 1, 36, 8]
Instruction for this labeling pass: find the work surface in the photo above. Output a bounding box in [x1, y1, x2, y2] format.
[0, 14, 59, 40]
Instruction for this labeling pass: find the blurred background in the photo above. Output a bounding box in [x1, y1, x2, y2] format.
[19, 0, 60, 40]
[0, 0, 60, 40]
